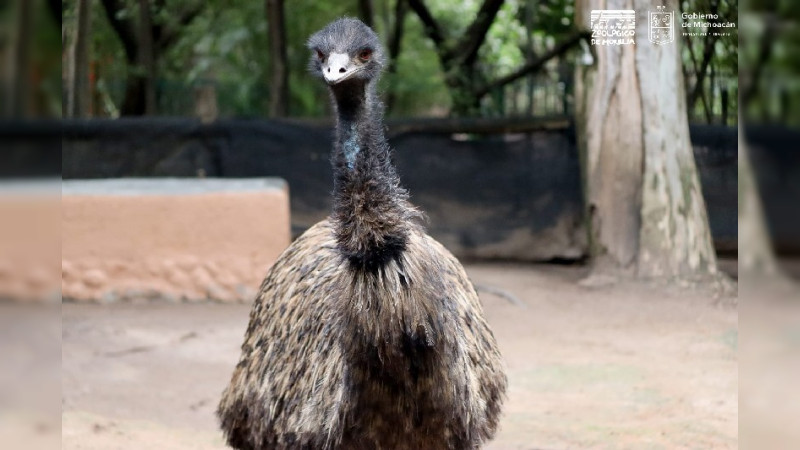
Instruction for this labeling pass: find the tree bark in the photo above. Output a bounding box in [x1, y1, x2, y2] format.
[100, 0, 204, 115]
[194, 83, 219, 124]
[684, 34, 714, 123]
[67, 0, 92, 118]
[407, 0, 505, 116]
[137, 0, 157, 115]
[48, 0, 63, 24]
[385, 0, 407, 113]
[476, 31, 589, 98]
[741, 13, 775, 107]
[4, 0, 33, 117]
[579, 6, 643, 274]
[576, 0, 718, 281]
[266, 0, 289, 117]
[408, 0, 585, 116]
[686, 0, 719, 114]
[358, 0, 375, 28]
[523, 2, 536, 116]
[738, 121, 780, 277]
[100, 0, 143, 114]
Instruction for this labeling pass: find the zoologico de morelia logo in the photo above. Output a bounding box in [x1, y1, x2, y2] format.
[589, 9, 636, 46]
[589, 6, 735, 47]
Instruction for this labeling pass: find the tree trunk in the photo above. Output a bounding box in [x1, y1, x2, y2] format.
[194, 83, 219, 123]
[121, 77, 146, 115]
[407, 0, 584, 116]
[101, 0, 204, 115]
[446, 67, 485, 116]
[4, 0, 33, 117]
[100, 0, 141, 115]
[738, 121, 780, 278]
[62, 1, 68, 117]
[523, 1, 536, 116]
[358, 0, 375, 28]
[686, 0, 719, 116]
[407, 0, 505, 117]
[386, 0, 407, 114]
[576, 0, 717, 281]
[67, 0, 92, 118]
[579, 8, 643, 275]
[266, 0, 289, 117]
[137, 0, 157, 115]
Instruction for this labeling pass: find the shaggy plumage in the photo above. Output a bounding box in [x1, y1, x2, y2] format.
[218, 18, 506, 450]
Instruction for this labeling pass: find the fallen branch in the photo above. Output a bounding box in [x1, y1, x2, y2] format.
[474, 283, 526, 308]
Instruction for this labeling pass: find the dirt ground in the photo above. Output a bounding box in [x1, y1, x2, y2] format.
[59, 263, 738, 450]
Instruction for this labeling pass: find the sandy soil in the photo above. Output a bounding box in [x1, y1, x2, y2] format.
[60, 263, 738, 449]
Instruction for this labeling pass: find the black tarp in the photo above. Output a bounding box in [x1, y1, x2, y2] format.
[3, 118, 765, 259]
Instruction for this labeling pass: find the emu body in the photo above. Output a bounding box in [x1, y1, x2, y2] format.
[218, 18, 506, 450]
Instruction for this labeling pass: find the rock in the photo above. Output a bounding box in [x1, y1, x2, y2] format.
[83, 269, 108, 288]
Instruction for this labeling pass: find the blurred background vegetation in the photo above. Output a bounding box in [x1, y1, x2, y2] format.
[1, 0, 776, 124]
[739, 0, 800, 125]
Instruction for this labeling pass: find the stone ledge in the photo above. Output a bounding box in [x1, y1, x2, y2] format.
[61, 177, 287, 196]
[61, 178, 290, 303]
[0, 182, 60, 302]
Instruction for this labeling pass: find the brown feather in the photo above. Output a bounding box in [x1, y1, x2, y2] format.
[218, 18, 506, 450]
[218, 220, 506, 449]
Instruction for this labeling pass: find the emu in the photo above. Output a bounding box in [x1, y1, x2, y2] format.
[218, 18, 506, 450]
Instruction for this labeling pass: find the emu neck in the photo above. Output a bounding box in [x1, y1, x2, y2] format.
[330, 81, 413, 271]
[332, 83, 370, 170]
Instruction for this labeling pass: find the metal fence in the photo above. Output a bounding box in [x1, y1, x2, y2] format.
[482, 74, 572, 118]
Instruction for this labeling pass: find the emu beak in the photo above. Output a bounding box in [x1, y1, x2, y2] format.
[323, 52, 357, 85]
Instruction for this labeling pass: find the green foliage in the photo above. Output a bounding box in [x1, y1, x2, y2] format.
[680, 0, 739, 125]
[165, 0, 268, 115]
[75, 0, 741, 120]
[740, 0, 800, 125]
[83, 0, 572, 117]
[481, 0, 526, 80]
[285, 0, 354, 116]
[90, 1, 127, 116]
[1, 0, 61, 117]
[31, 0, 62, 117]
[428, 0, 481, 39]
[386, 7, 452, 116]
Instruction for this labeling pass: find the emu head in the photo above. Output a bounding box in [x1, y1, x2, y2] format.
[307, 18, 386, 86]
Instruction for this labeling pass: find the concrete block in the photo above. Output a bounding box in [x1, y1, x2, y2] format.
[0, 180, 60, 302]
[61, 178, 290, 302]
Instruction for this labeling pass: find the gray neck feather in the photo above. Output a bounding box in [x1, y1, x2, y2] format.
[329, 80, 418, 270]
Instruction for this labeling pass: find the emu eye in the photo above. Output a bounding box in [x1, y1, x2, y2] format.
[315, 49, 325, 60]
[358, 49, 372, 61]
